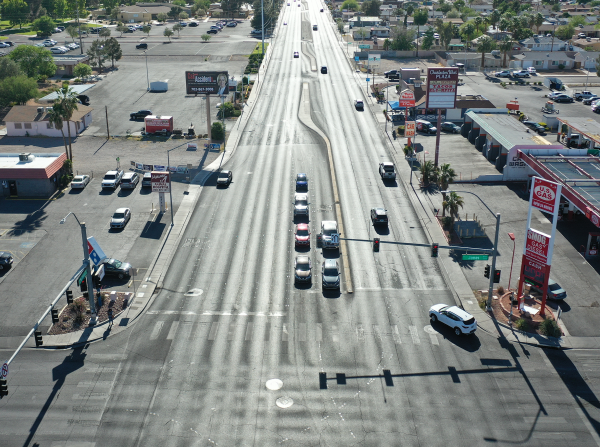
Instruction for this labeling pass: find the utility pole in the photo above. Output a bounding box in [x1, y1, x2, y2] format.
[261, 0, 265, 56]
[78, 9, 83, 55]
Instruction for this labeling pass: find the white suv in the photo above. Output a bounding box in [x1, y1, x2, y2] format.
[102, 170, 124, 189]
[429, 304, 477, 335]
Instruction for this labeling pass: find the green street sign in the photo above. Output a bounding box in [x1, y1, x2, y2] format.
[77, 269, 88, 286]
[462, 254, 489, 261]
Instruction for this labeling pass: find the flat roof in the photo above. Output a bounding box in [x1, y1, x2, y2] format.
[557, 117, 600, 145]
[40, 84, 95, 101]
[466, 111, 553, 150]
[0, 153, 61, 170]
[0, 153, 66, 179]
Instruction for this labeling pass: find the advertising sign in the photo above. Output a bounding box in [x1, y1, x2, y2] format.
[585, 207, 600, 228]
[151, 171, 170, 193]
[185, 71, 229, 95]
[426, 67, 459, 109]
[398, 89, 415, 108]
[358, 45, 371, 49]
[405, 121, 415, 137]
[531, 177, 561, 215]
[525, 228, 550, 265]
[522, 257, 548, 288]
[87, 236, 107, 266]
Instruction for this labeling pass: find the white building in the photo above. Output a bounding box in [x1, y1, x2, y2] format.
[4, 105, 93, 137]
[519, 35, 567, 52]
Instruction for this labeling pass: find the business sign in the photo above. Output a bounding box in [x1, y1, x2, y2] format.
[368, 55, 380, 62]
[426, 67, 459, 109]
[398, 89, 415, 108]
[586, 207, 600, 228]
[522, 257, 548, 289]
[525, 228, 550, 265]
[87, 236, 107, 266]
[151, 171, 170, 193]
[405, 121, 415, 137]
[185, 71, 229, 95]
[359, 44, 371, 49]
[531, 177, 561, 215]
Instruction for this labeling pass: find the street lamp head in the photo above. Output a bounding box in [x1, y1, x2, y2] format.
[60, 218, 66, 224]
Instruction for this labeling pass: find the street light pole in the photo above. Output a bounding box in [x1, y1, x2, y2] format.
[167, 149, 174, 225]
[145, 50, 150, 91]
[60, 212, 96, 320]
[585, 57, 590, 87]
[507, 232, 516, 291]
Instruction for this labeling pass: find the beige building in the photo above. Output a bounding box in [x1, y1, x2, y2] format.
[118, 3, 185, 23]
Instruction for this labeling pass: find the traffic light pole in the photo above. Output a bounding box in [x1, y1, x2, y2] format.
[486, 213, 501, 310]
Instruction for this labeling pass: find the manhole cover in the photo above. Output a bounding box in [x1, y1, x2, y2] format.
[184, 288, 203, 297]
[276, 396, 294, 409]
[423, 325, 437, 334]
[266, 379, 283, 390]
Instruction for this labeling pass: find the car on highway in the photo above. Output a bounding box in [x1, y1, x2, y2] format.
[440, 122, 461, 133]
[313, 25, 318, 30]
[120, 172, 139, 189]
[494, 70, 511, 77]
[294, 256, 312, 284]
[216, 170, 233, 187]
[321, 259, 340, 290]
[179, 21, 188, 26]
[142, 172, 152, 187]
[189, 21, 199, 27]
[293, 193, 309, 217]
[527, 67, 536, 74]
[522, 121, 546, 134]
[370, 208, 388, 226]
[294, 51, 299, 58]
[512, 70, 530, 78]
[110, 208, 131, 229]
[284, 22, 287, 25]
[531, 279, 567, 300]
[296, 173, 308, 190]
[207, 29, 218, 34]
[2, 41, 14, 46]
[429, 304, 477, 335]
[130, 109, 152, 120]
[0, 42, 9, 48]
[354, 99, 364, 110]
[136, 43, 148, 49]
[0, 251, 14, 270]
[102, 170, 124, 189]
[553, 94, 574, 103]
[101, 258, 133, 279]
[379, 162, 396, 180]
[320, 8, 324, 11]
[295, 223, 310, 248]
[583, 96, 600, 105]
[321, 66, 327, 74]
[70, 175, 90, 189]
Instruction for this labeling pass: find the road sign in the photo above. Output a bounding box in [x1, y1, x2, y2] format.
[359, 44, 371, 49]
[525, 228, 550, 265]
[354, 56, 359, 61]
[1, 362, 8, 378]
[366, 78, 370, 82]
[405, 121, 415, 137]
[211, 143, 221, 149]
[77, 268, 88, 286]
[151, 171, 171, 193]
[331, 234, 339, 244]
[462, 254, 489, 261]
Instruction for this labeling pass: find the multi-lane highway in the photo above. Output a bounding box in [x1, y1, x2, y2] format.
[3, 1, 600, 446]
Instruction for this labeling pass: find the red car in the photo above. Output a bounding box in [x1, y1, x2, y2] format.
[295, 223, 310, 248]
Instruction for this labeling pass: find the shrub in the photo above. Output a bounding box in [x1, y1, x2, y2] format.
[539, 318, 561, 337]
[497, 286, 505, 295]
[558, 64, 565, 70]
[515, 318, 530, 332]
[442, 216, 453, 229]
[500, 81, 506, 88]
[479, 299, 487, 311]
[211, 121, 224, 140]
[398, 125, 405, 135]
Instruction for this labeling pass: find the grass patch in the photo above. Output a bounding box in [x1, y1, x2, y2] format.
[515, 318, 530, 332]
[539, 318, 561, 337]
[250, 43, 268, 56]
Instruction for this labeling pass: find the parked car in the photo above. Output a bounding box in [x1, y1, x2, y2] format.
[354, 99, 364, 110]
[78, 94, 90, 105]
[574, 91, 595, 101]
[120, 172, 139, 189]
[294, 51, 299, 58]
[583, 96, 600, 105]
[384, 69, 399, 78]
[512, 70, 530, 78]
[296, 173, 308, 190]
[70, 175, 90, 189]
[101, 170, 124, 189]
[440, 122, 461, 133]
[50, 47, 66, 54]
[321, 66, 328, 74]
[142, 172, 152, 187]
[429, 304, 477, 336]
[101, 258, 133, 279]
[294, 256, 312, 284]
[295, 223, 310, 248]
[527, 67, 537, 74]
[130, 109, 152, 120]
[578, 32, 586, 38]
[548, 91, 566, 100]
[68, 43, 80, 49]
[179, 21, 188, 26]
[522, 121, 546, 134]
[226, 21, 237, 27]
[216, 170, 232, 187]
[530, 279, 567, 300]
[494, 70, 511, 77]
[0, 251, 14, 270]
[207, 29, 218, 34]
[592, 104, 600, 113]
[321, 259, 340, 290]
[110, 208, 131, 229]
[370, 208, 388, 226]
[0, 42, 9, 48]
[136, 43, 148, 49]
[416, 119, 437, 134]
[553, 94, 574, 103]
[3, 41, 14, 46]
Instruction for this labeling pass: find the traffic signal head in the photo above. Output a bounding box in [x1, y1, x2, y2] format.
[66, 290, 73, 305]
[80, 278, 87, 292]
[484, 264, 491, 278]
[51, 309, 59, 324]
[34, 330, 43, 347]
[373, 238, 380, 252]
[493, 269, 501, 283]
[0, 379, 7, 397]
[431, 243, 439, 257]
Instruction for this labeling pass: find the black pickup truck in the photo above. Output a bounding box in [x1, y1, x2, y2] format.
[130, 110, 152, 120]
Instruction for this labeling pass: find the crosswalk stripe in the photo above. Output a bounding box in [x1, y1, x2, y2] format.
[149, 321, 164, 340]
[298, 323, 306, 342]
[373, 325, 381, 340]
[392, 325, 401, 344]
[316, 323, 323, 342]
[166, 321, 179, 340]
[282, 323, 289, 342]
[208, 322, 219, 340]
[429, 333, 439, 346]
[245, 322, 253, 341]
[331, 325, 339, 343]
[409, 326, 420, 345]
[356, 324, 365, 342]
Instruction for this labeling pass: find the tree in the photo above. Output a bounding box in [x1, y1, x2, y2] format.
[55, 83, 79, 160]
[422, 28, 435, 50]
[477, 35, 497, 68]
[555, 24, 575, 41]
[499, 36, 513, 68]
[404, 4, 414, 27]
[552, 3, 561, 12]
[336, 18, 344, 34]
[498, 17, 510, 32]
[438, 2, 453, 14]
[534, 12, 544, 34]
[2, 0, 29, 28]
[55, 0, 68, 19]
[0, 76, 38, 107]
[438, 21, 454, 49]
[173, 23, 183, 37]
[362, 0, 381, 16]
[220, 0, 242, 19]
[460, 22, 476, 49]
[32, 16, 56, 37]
[390, 27, 416, 50]
[454, 0, 465, 9]
[488, 9, 501, 29]
[157, 12, 167, 23]
[66, 25, 79, 42]
[164, 27, 174, 41]
[173, 0, 186, 5]
[86, 40, 107, 73]
[168, 6, 183, 20]
[436, 163, 456, 205]
[104, 37, 122, 68]
[569, 15, 587, 27]
[474, 16, 483, 33]
[142, 25, 151, 36]
[201, 34, 211, 41]
[47, 104, 69, 160]
[73, 62, 91, 79]
[442, 191, 464, 225]
[250, 0, 280, 31]
[99, 27, 111, 39]
[211, 121, 224, 140]
[116, 24, 128, 37]
[9, 45, 56, 79]
[596, 53, 600, 77]
[413, 8, 429, 57]
[179, 12, 189, 20]
[0, 58, 21, 80]
[356, 27, 369, 41]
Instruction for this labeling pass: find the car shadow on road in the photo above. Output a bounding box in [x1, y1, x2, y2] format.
[98, 188, 116, 196]
[381, 179, 398, 187]
[322, 288, 341, 299]
[429, 320, 482, 352]
[373, 225, 389, 236]
[118, 188, 135, 197]
[68, 189, 84, 195]
[321, 248, 340, 259]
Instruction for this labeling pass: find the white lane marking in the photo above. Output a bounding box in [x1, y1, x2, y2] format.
[316, 323, 323, 342]
[245, 322, 253, 341]
[208, 322, 219, 340]
[282, 323, 289, 342]
[356, 324, 365, 342]
[228, 323, 236, 341]
[429, 333, 439, 346]
[149, 321, 164, 340]
[146, 310, 286, 317]
[392, 325, 401, 344]
[373, 325, 381, 340]
[331, 325, 339, 343]
[166, 321, 179, 340]
[409, 326, 420, 345]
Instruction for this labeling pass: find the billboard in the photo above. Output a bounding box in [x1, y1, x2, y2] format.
[399, 89, 415, 108]
[525, 228, 550, 265]
[522, 258, 548, 289]
[185, 71, 229, 95]
[405, 121, 415, 137]
[151, 171, 170, 193]
[426, 67, 459, 109]
[531, 177, 561, 215]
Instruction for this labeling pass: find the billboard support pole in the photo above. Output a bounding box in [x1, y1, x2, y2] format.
[206, 94, 211, 141]
[434, 108, 442, 167]
[167, 150, 174, 226]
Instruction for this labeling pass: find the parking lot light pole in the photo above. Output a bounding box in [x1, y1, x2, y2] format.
[60, 212, 96, 319]
[444, 190, 500, 311]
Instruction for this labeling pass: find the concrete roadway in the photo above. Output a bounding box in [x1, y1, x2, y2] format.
[3, 2, 600, 446]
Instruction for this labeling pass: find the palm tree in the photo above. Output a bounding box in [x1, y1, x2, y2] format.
[499, 37, 513, 68]
[437, 163, 457, 212]
[498, 17, 510, 33]
[56, 84, 79, 160]
[489, 10, 501, 30]
[442, 191, 464, 225]
[534, 12, 544, 35]
[477, 35, 497, 69]
[474, 16, 483, 33]
[460, 22, 476, 50]
[47, 104, 69, 160]
[420, 160, 436, 185]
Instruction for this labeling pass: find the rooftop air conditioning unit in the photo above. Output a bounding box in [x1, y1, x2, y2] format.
[46, 107, 52, 113]
[37, 107, 44, 114]
[19, 153, 32, 162]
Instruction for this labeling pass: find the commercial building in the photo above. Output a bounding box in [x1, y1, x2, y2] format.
[0, 153, 68, 197]
[4, 105, 93, 138]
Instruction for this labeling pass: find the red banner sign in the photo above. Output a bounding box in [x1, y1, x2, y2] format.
[586, 207, 600, 228]
[398, 89, 415, 108]
[531, 177, 559, 215]
[405, 121, 415, 137]
[525, 228, 550, 265]
[151, 171, 170, 193]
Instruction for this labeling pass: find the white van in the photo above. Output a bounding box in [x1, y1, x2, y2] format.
[294, 193, 309, 216]
[320, 221, 339, 249]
